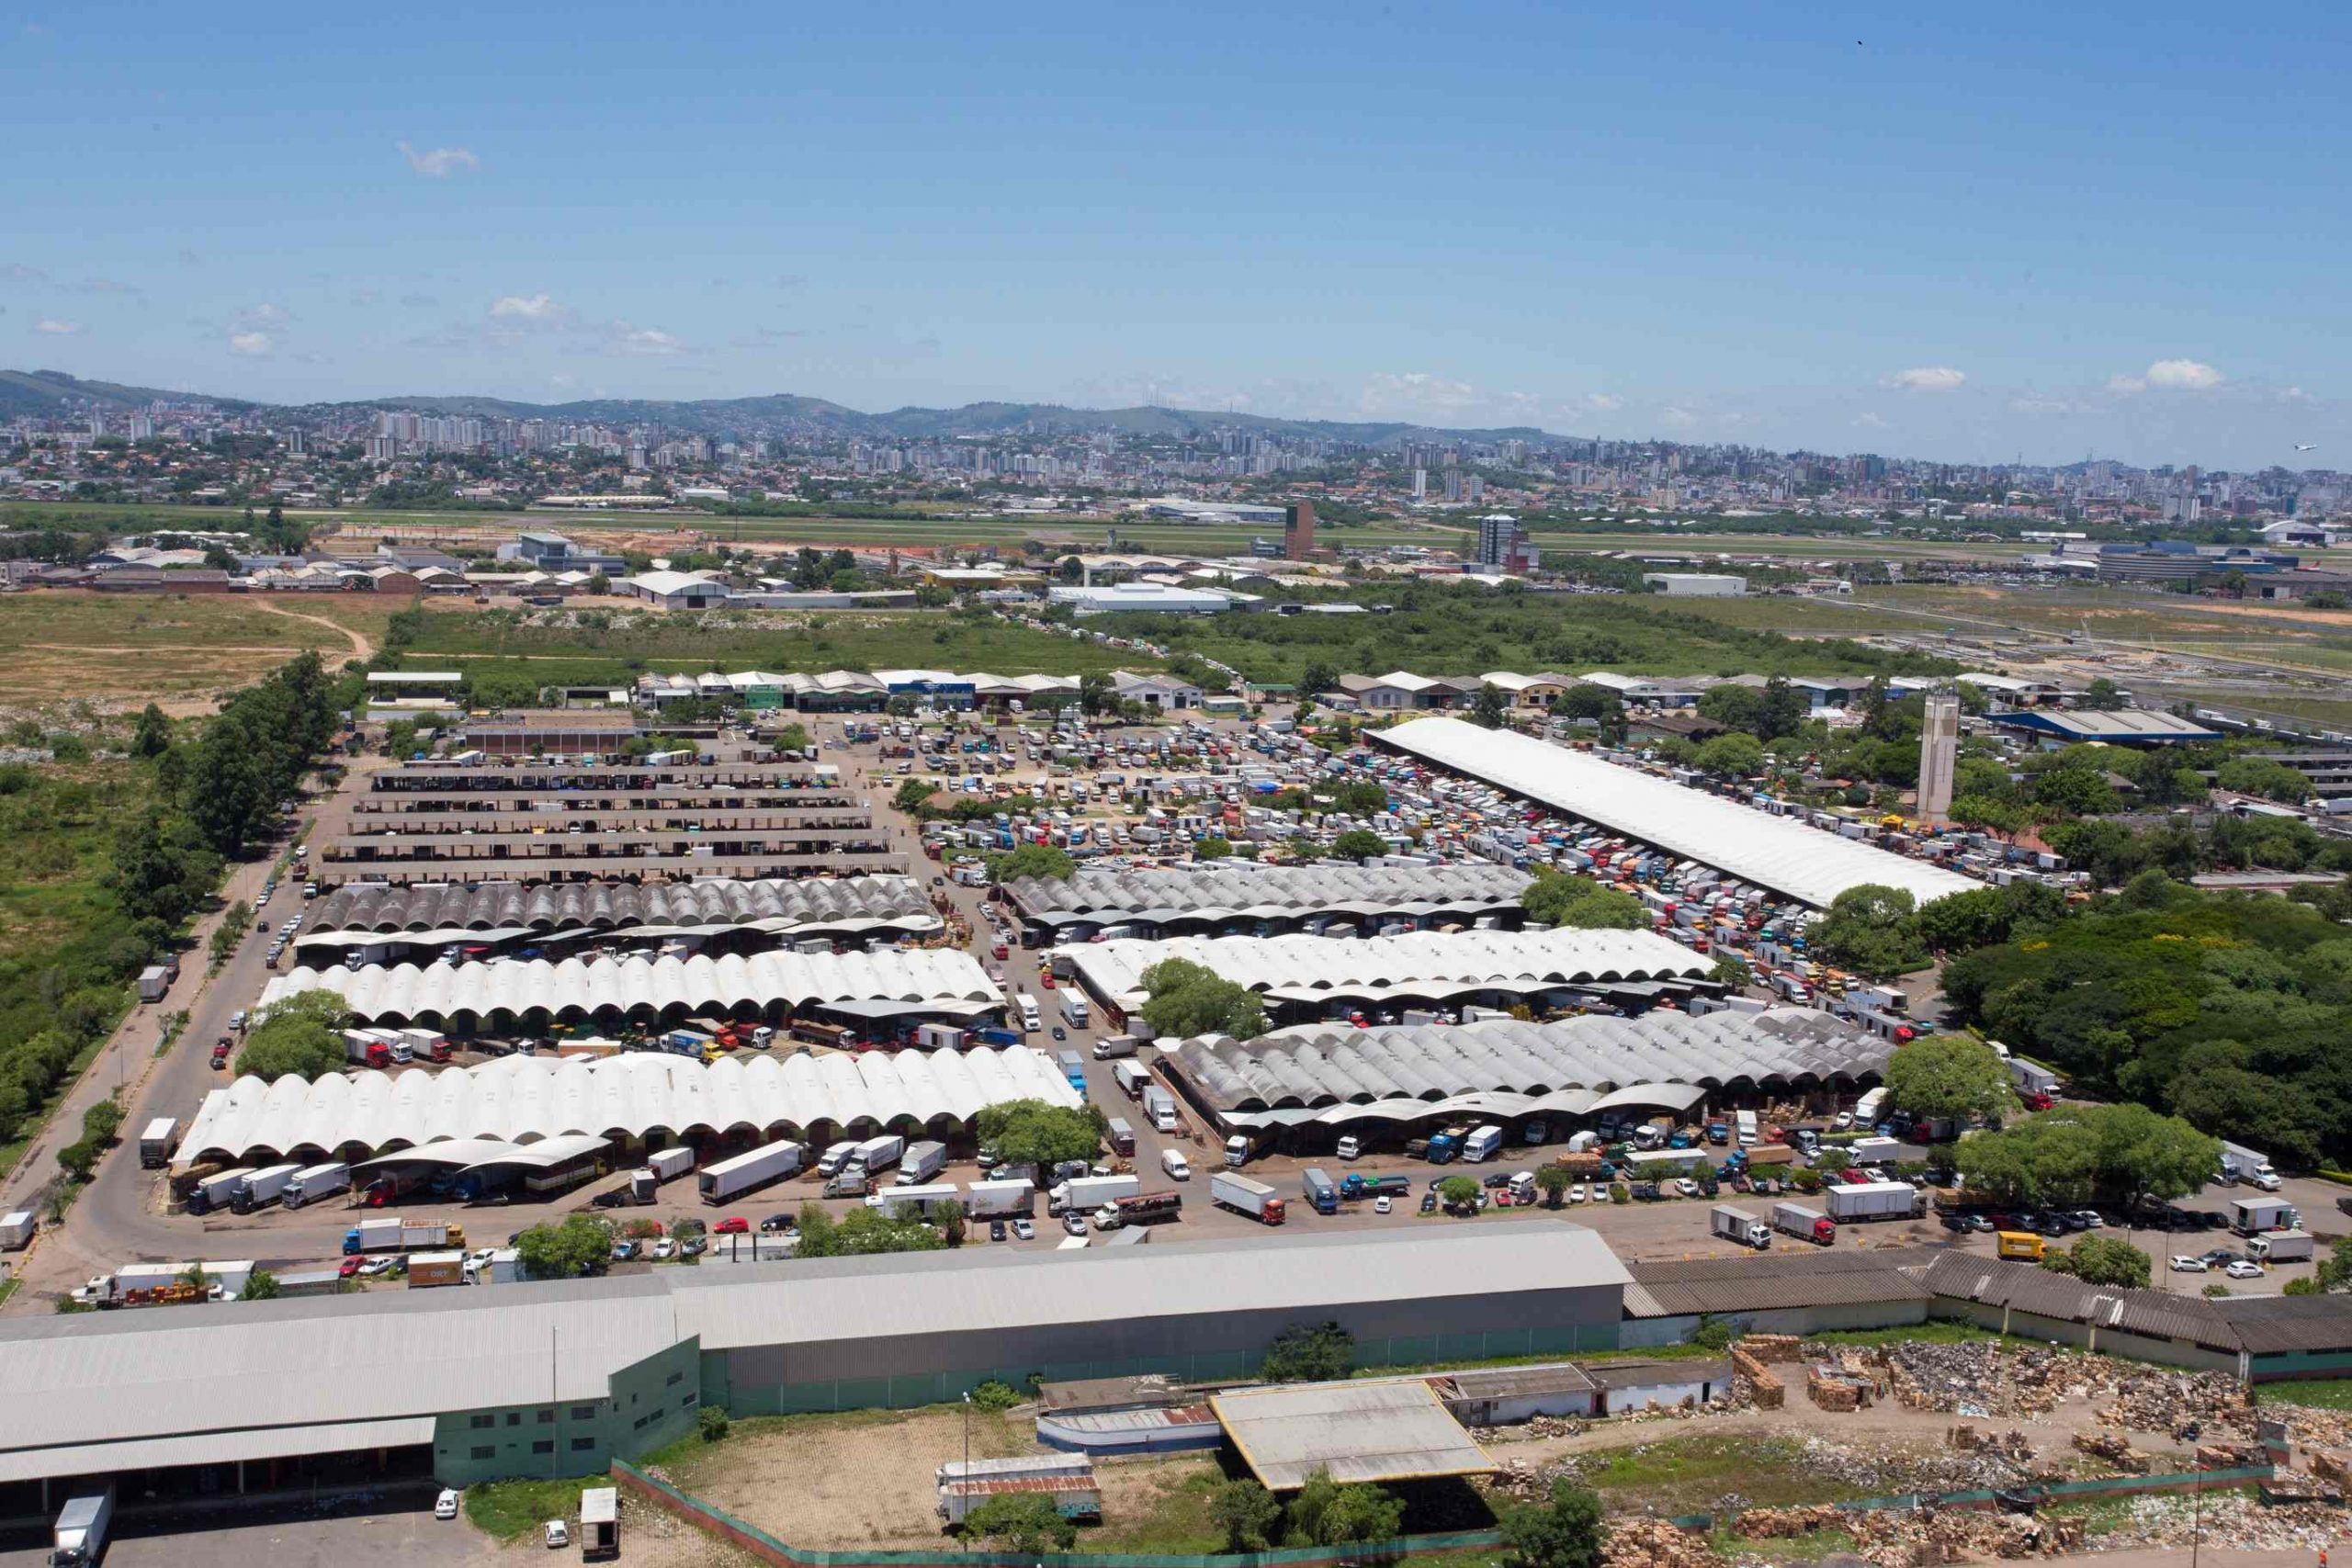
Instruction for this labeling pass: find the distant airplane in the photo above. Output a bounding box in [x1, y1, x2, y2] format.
[2295, 443, 2319, 452]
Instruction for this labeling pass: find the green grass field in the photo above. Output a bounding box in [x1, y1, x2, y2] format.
[0, 592, 390, 705]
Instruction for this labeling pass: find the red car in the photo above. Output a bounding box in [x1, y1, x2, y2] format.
[1839, 1168, 1869, 1185]
[210, 1043, 232, 1069]
[712, 1216, 749, 1235]
[338, 1257, 362, 1278]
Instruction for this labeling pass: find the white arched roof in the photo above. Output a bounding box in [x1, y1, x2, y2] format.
[1060, 929, 1705, 1008]
[1378, 716, 1980, 909]
[256, 947, 997, 1023]
[176, 1046, 1080, 1168]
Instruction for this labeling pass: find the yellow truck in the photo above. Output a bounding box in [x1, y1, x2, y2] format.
[1996, 1230, 2044, 1262]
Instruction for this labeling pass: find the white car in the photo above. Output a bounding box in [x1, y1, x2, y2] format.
[1831, 1111, 1855, 1130]
[1862, 1168, 1889, 1184]
[1374, 1195, 1392, 1214]
[1675, 1177, 1700, 1197]
[435, 1489, 460, 1520]
[359, 1256, 399, 1276]
[1160, 1149, 1191, 1180]
[544, 1519, 570, 1550]
[2224, 1260, 2267, 1280]
[651, 1239, 675, 1260]
[2169, 1255, 2209, 1273]
[2070, 1210, 2105, 1230]
[1567, 1183, 1588, 1204]
[1011, 1218, 1035, 1241]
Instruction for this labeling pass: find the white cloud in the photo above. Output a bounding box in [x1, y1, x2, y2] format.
[1882, 367, 1966, 391]
[1356, 371, 1485, 420]
[227, 331, 273, 357]
[32, 318, 81, 335]
[1854, 412, 1889, 429]
[1581, 392, 1623, 412]
[2111, 357, 2223, 393]
[1660, 405, 1699, 428]
[2010, 395, 2086, 415]
[235, 301, 290, 325]
[490, 293, 567, 321]
[398, 141, 480, 178]
[612, 324, 684, 356]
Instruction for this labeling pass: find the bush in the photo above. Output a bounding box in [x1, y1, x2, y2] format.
[697, 1404, 730, 1442]
[969, 1379, 1023, 1413]
[1690, 1314, 1736, 1351]
[962, 1493, 1076, 1552]
[1261, 1322, 1354, 1382]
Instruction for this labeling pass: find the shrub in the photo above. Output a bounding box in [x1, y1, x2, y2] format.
[969, 1379, 1023, 1413]
[697, 1404, 729, 1442]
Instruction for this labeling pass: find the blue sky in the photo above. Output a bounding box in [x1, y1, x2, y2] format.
[3, 0, 2344, 467]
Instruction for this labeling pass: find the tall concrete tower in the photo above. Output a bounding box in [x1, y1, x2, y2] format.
[1283, 501, 1317, 561]
[1917, 694, 1960, 822]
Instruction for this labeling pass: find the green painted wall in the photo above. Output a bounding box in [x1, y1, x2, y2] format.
[432, 1337, 703, 1486]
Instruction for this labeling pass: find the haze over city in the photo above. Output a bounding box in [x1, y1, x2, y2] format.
[4, 0, 2346, 468]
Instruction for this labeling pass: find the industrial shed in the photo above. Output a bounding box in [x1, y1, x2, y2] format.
[176, 1045, 1080, 1169]
[1988, 707, 2222, 746]
[1167, 1008, 1883, 1141]
[1620, 1250, 1933, 1346]
[1062, 928, 1707, 1025]
[304, 874, 938, 945]
[1211, 1379, 1494, 1490]
[1004, 863, 1532, 940]
[1375, 716, 1979, 908]
[257, 947, 996, 1032]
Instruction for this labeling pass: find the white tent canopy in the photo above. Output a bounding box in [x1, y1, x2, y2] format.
[1377, 716, 1979, 909]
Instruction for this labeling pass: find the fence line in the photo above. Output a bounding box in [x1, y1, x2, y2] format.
[1665, 1461, 2280, 1530]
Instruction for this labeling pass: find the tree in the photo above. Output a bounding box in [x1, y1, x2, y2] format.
[1260, 1321, 1354, 1382]
[2055, 1235, 2151, 1288]
[988, 842, 1076, 883]
[975, 1099, 1104, 1168]
[1329, 829, 1386, 863]
[1471, 683, 1509, 729]
[1437, 1174, 1481, 1212]
[933, 1197, 967, 1247]
[107, 807, 222, 926]
[1329, 779, 1389, 817]
[795, 1202, 945, 1258]
[1500, 1478, 1605, 1568]
[1194, 835, 1234, 860]
[514, 1213, 614, 1280]
[2217, 757, 2313, 805]
[1138, 957, 1267, 1040]
[1210, 1480, 1283, 1551]
[241, 1268, 283, 1301]
[1284, 1470, 1404, 1547]
[2079, 678, 2127, 712]
[1297, 661, 1340, 700]
[1881, 1036, 2014, 1125]
[962, 1493, 1076, 1553]
[1811, 884, 1927, 979]
[131, 703, 172, 758]
[1534, 1163, 1573, 1208]
[1523, 868, 1646, 931]
[1693, 732, 1765, 778]
[1557, 684, 1622, 724]
[891, 778, 937, 814]
[234, 990, 352, 1079]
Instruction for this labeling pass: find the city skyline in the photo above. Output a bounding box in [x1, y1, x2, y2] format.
[4, 2, 2346, 468]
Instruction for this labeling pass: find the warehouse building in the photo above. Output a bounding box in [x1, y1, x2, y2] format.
[1988, 707, 2222, 747]
[1619, 1249, 1934, 1348]
[300, 875, 939, 962]
[258, 947, 996, 1035]
[1059, 928, 1710, 1031]
[1375, 716, 1979, 908]
[1166, 1007, 1883, 1150]
[176, 1044, 1081, 1170]
[1002, 863, 1532, 944]
[0, 1224, 1630, 1498]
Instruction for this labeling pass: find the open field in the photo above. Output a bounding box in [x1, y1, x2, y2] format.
[0, 592, 390, 710]
[1530, 530, 2047, 561]
[392, 606, 1149, 686]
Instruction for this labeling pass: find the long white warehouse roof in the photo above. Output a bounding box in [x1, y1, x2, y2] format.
[1061, 928, 1706, 1009]
[1170, 1007, 1884, 1119]
[178, 1045, 1080, 1168]
[308, 875, 936, 940]
[1378, 716, 1979, 908]
[1007, 863, 1532, 920]
[259, 947, 996, 1023]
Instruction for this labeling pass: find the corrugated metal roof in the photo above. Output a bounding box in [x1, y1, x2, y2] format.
[1437, 1363, 1598, 1400]
[1582, 1359, 1734, 1391]
[1914, 1253, 2239, 1350]
[1626, 1250, 1931, 1317]
[2214, 1296, 2352, 1354]
[0, 1416, 438, 1484]
[666, 1222, 1629, 1350]
[1376, 717, 1979, 909]
[310, 875, 936, 940]
[1007, 864, 1532, 920]
[1066, 928, 1706, 1008]
[1212, 1378, 1495, 1489]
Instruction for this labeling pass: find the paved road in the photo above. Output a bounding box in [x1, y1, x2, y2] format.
[0, 1490, 479, 1568]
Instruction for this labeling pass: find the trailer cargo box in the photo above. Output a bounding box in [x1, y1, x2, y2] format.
[698, 1141, 805, 1204]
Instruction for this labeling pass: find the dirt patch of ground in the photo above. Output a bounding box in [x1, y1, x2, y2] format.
[654, 1404, 1035, 1550]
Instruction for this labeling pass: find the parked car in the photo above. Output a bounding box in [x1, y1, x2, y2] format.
[759, 1213, 794, 1234]
[1374, 1195, 1392, 1213]
[989, 1219, 1007, 1243]
[2224, 1260, 2266, 1280]
[435, 1490, 460, 1520]
[2168, 1255, 2209, 1273]
[1062, 1213, 1088, 1236]
[2070, 1210, 2105, 1230]
[1419, 1190, 1437, 1213]
[545, 1520, 570, 1550]
[1568, 1183, 1587, 1204]
[1012, 1217, 1035, 1241]
[713, 1216, 749, 1235]
[1675, 1177, 1700, 1197]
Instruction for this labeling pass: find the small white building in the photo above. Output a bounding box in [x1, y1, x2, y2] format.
[618, 570, 731, 609]
[1642, 573, 1746, 597]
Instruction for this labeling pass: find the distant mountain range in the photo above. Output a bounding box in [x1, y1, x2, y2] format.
[0, 367, 1549, 446]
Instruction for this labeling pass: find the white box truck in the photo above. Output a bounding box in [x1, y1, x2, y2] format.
[1463, 1125, 1504, 1163]
[1016, 993, 1042, 1032]
[280, 1162, 350, 1209]
[698, 1141, 805, 1204]
[188, 1167, 254, 1214]
[915, 1022, 967, 1051]
[848, 1134, 905, 1177]
[647, 1146, 695, 1183]
[867, 1182, 961, 1219]
[1209, 1171, 1286, 1224]
[138, 1116, 181, 1168]
[49, 1485, 113, 1568]
[1710, 1202, 1771, 1249]
[230, 1162, 303, 1212]
[2248, 1229, 2314, 1264]
[1771, 1201, 1836, 1246]
[0, 1210, 34, 1249]
[2220, 1141, 2279, 1189]
[896, 1140, 947, 1185]
[1735, 1110, 1759, 1147]
[965, 1178, 1035, 1218]
[1092, 1034, 1139, 1059]
[1060, 989, 1091, 1027]
[1824, 1181, 1918, 1223]
[1142, 1085, 1178, 1133]
[816, 1141, 859, 1178]
[1050, 1174, 1139, 1214]
[2232, 1196, 2301, 1235]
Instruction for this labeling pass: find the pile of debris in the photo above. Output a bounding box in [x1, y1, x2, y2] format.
[1951, 1426, 2038, 1464]
[2069, 1430, 2151, 1474]
[2094, 1368, 2257, 1440]
[1733, 1347, 1785, 1411]
[1722, 1504, 2086, 1566]
[1885, 1341, 2109, 1418]
[1739, 1334, 1805, 1364]
[1603, 1517, 1720, 1568]
[1808, 1363, 1874, 1413]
